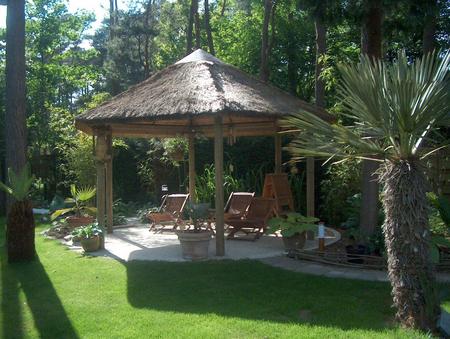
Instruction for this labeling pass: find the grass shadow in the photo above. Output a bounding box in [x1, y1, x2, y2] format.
[1, 222, 79, 339]
[126, 255, 396, 331]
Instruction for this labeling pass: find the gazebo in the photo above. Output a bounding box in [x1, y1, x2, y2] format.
[75, 49, 330, 256]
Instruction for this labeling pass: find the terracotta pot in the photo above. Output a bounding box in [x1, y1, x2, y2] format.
[66, 215, 94, 229]
[176, 230, 212, 260]
[81, 236, 100, 252]
[168, 149, 185, 162]
[282, 231, 306, 250]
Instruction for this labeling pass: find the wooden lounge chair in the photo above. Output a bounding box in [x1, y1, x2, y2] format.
[148, 193, 189, 232]
[226, 197, 275, 241]
[224, 192, 255, 223]
[262, 173, 294, 216]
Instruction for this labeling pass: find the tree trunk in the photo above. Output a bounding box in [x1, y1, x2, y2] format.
[286, 12, 297, 95]
[144, 0, 153, 78]
[7, 200, 36, 262]
[186, 0, 196, 54]
[5, 0, 27, 212]
[194, 0, 201, 49]
[379, 160, 439, 332]
[204, 0, 215, 55]
[109, 0, 120, 95]
[260, 0, 273, 82]
[220, 0, 227, 16]
[314, 7, 326, 108]
[359, 0, 382, 238]
[422, 0, 437, 55]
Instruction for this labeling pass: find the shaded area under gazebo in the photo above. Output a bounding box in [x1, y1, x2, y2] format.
[75, 49, 331, 256]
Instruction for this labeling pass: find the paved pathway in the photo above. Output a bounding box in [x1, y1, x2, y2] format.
[260, 256, 450, 283]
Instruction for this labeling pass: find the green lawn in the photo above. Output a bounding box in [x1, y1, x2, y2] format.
[0, 219, 440, 338]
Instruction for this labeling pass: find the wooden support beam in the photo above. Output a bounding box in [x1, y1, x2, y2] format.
[95, 129, 107, 248]
[214, 116, 225, 256]
[306, 157, 315, 217]
[274, 133, 282, 174]
[105, 132, 113, 233]
[188, 134, 196, 202]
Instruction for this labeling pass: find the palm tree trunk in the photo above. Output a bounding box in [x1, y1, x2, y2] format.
[187, 0, 196, 54]
[379, 160, 439, 331]
[7, 200, 35, 262]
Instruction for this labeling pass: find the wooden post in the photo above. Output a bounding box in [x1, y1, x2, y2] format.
[274, 133, 282, 174]
[105, 132, 113, 233]
[95, 129, 107, 248]
[214, 116, 225, 256]
[306, 157, 315, 217]
[188, 134, 196, 202]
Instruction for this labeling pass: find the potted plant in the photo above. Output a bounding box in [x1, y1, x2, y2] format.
[267, 213, 319, 251]
[176, 202, 212, 260]
[72, 222, 103, 252]
[51, 184, 97, 228]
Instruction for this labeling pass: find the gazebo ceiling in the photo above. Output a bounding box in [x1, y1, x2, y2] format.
[75, 49, 332, 138]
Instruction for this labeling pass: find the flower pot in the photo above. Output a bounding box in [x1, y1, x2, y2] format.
[176, 230, 212, 260]
[66, 215, 94, 229]
[282, 231, 306, 250]
[81, 236, 100, 252]
[168, 149, 185, 162]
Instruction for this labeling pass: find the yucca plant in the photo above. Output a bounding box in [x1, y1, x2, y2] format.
[51, 184, 97, 220]
[0, 165, 35, 262]
[281, 50, 449, 332]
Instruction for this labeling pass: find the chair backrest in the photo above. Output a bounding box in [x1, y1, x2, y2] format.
[262, 173, 294, 215]
[225, 192, 255, 216]
[161, 194, 189, 214]
[246, 197, 275, 220]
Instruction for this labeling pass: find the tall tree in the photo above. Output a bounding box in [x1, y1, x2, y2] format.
[314, 3, 326, 108]
[186, 0, 196, 54]
[204, 0, 215, 55]
[422, 0, 438, 54]
[5, 0, 27, 192]
[144, 0, 154, 78]
[109, 0, 120, 94]
[3, 0, 36, 262]
[359, 0, 382, 238]
[284, 50, 449, 332]
[194, 0, 201, 49]
[260, 0, 273, 82]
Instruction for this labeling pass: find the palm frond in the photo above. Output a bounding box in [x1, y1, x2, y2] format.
[282, 50, 450, 162]
[0, 165, 34, 201]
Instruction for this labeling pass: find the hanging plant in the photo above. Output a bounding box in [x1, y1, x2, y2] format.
[163, 138, 188, 163]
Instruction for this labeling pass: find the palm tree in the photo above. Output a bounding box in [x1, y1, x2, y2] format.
[281, 51, 449, 332]
[0, 166, 35, 262]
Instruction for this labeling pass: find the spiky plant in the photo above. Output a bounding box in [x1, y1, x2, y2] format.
[281, 51, 449, 332]
[0, 165, 35, 262]
[51, 184, 97, 220]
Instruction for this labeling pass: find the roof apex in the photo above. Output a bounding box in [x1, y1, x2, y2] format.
[175, 49, 224, 65]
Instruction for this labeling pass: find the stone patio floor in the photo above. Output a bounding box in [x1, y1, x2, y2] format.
[65, 224, 450, 282]
[67, 224, 340, 262]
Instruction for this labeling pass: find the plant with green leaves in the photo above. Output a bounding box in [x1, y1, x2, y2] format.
[281, 51, 450, 331]
[267, 213, 319, 237]
[72, 222, 103, 240]
[51, 185, 97, 220]
[0, 165, 36, 262]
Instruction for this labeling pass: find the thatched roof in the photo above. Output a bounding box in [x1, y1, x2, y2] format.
[75, 49, 332, 137]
